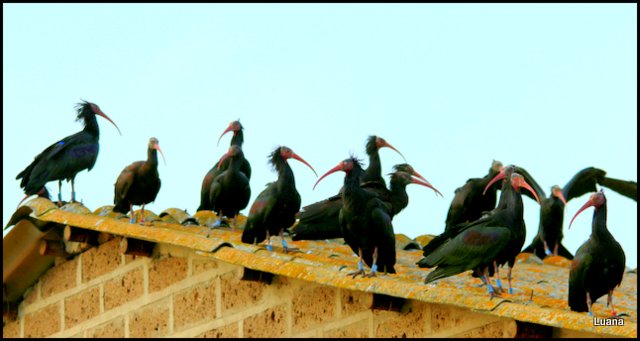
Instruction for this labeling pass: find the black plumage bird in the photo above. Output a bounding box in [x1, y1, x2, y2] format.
[241, 146, 316, 253]
[568, 190, 625, 317]
[113, 137, 165, 224]
[523, 167, 637, 259]
[16, 101, 121, 203]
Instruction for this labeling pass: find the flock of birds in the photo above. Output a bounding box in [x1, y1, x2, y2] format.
[12, 101, 637, 318]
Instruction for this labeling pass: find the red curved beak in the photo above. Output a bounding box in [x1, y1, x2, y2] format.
[154, 143, 167, 166]
[410, 169, 428, 183]
[378, 140, 406, 162]
[569, 197, 595, 229]
[411, 176, 443, 198]
[483, 169, 506, 195]
[514, 176, 540, 204]
[217, 124, 234, 147]
[217, 151, 232, 170]
[291, 153, 317, 177]
[94, 109, 122, 136]
[313, 163, 344, 190]
[555, 189, 567, 206]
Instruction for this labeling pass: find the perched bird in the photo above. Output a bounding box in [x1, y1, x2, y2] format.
[198, 120, 251, 213]
[241, 146, 316, 253]
[16, 101, 121, 203]
[568, 190, 625, 317]
[419, 166, 540, 296]
[314, 157, 397, 277]
[291, 135, 407, 241]
[523, 167, 637, 259]
[113, 137, 165, 224]
[207, 144, 251, 234]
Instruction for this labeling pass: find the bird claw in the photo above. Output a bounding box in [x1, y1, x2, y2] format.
[129, 217, 135, 224]
[348, 269, 366, 279]
[364, 271, 377, 278]
[508, 288, 514, 295]
[284, 247, 301, 254]
[545, 249, 552, 256]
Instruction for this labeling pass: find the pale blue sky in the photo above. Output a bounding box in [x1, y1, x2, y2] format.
[3, 4, 637, 267]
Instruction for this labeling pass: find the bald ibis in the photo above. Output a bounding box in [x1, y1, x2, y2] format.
[113, 137, 165, 224]
[419, 166, 540, 296]
[291, 135, 407, 241]
[16, 101, 121, 203]
[207, 144, 251, 234]
[241, 146, 316, 253]
[523, 167, 636, 259]
[314, 157, 399, 277]
[198, 120, 251, 213]
[568, 190, 626, 317]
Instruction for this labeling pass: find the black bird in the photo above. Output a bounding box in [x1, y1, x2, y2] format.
[198, 120, 251, 213]
[568, 190, 625, 317]
[314, 157, 397, 277]
[241, 146, 316, 253]
[16, 101, 121, 203]
[419, 166, 540, 296]
[523, 167, 637, 259]
[291, 135, 407, 241]
[207, 144, 251, 233]
[113, 137, 165, 224]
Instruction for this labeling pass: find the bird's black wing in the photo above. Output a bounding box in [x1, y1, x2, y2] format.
[599, 177, 637, 201]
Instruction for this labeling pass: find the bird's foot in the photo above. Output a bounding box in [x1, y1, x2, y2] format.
[544, 248, 552, 256]
[283, 246, 301, 254]
[348, 269, 366, 279]
[266, 245, 273, 252]
[129, 216, 135, 224]
[508, 288, 514, 295]
[588, 311, 594, 317]
[364, 264, 378, 278]
[487, 286, 501, 299]
[138, 218, 145, 225]
[610, 310, 618, 317]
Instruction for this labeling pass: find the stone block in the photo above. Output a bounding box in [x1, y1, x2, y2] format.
[81, 237, 122, 283]
[2, 317, 21, 338]
[192, 257, 219, 275]
[454, 319, 517, 338]
[430, 303, 469, 333]
[173, 280, 217, 330]
[23, 302, 61, 338]
[325, 318, 369, 338]
[148, 256, 188, 293]
[375, 302, 427, 338]
[243, 303, 288, 338]
[129, 300, 170, 338]
[22, 283, 40, 306]
[88, 317, 125, 338]
[220, 270, 266, 314]
[41, 256, 78, 298]
[65, 286, 101, 329]
[104, 267, 144, 311]
[292, 286, 336, 332]
[198, 323, 239, 338]
[341, 289, 372, 316]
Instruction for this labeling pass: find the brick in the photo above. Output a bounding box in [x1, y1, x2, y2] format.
[41, 257, 78, 298]
[454, 319, 516, 338]
[65, 286, 101, 329]
[2, 318, 21, 338]
[23, 282, 40, 306]
[243, 304, 288, 338]
[325, 318, 369, 338]
[173, 280, 217, 330]
[341, 289, 372, 316]
[375, 302, 428, 338]
[104, 267, 144, 311]
[129, 301, 170, 338]
[24, 302, 61, 338]
[148, 256, 188, 293]
[430, 303, 469, 333]
[292, 286, 336, 332]
[192, 257, 219, 275]
[220, 271, 266, 314]
[88, 317, 125, 338]
[81, 237, 122, 283]
[198, 323, 239, 338]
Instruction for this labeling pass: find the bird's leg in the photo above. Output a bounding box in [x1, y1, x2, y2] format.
[70, 177, 76, 203]
[553, 243, 559, 257]
[57, 180, 63, 206]
[213, 211, 222, 228]
[231, 214, 237, 232]
[586, 292, 593, 316]
[266, 230, 273, 252]
[543, 240, 552, 257]
[494, 261, 504, 294]
[139, 204, 146, 225]
[365, 247, 378, 278]
[280, 229, 299, 254]
[507, 266, 514, 294]
[483, 266, 500, 298]
[607, 290, 617, 317]
[129, 203, 135, 224]
[348, 248, 366, 278]
[475, 269, 487, 287]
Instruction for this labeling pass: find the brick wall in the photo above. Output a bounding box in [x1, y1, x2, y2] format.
[3, 236, 520, 338]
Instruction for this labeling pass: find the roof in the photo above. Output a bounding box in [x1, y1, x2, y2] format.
[3, 198, 637, 338]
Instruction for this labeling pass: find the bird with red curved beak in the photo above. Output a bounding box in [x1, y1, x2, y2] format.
[315, 156, 398, 278]
[207, 144, 251, 234]
[241, 146, 316, 253]
[568, 190, 625, 317]
[16, 101, 121, 204]
[113, 137, 165, 224]
[198, 120, 251, 213]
